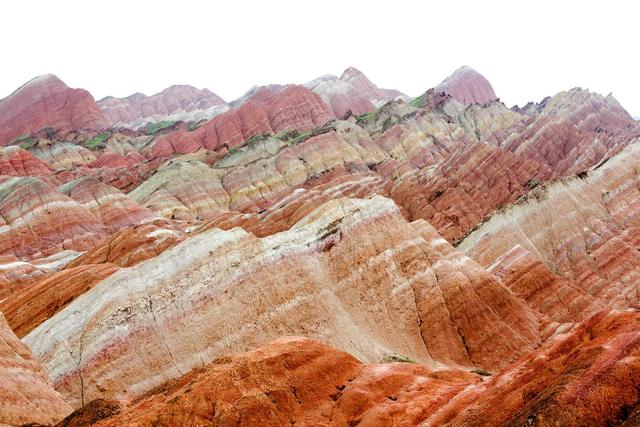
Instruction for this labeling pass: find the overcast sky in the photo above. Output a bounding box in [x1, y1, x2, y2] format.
[1, 1, 638, 115]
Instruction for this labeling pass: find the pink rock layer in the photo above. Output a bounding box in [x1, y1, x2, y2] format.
[98, 85, 227, 126]
[0, 74, 108, 146]
[339, 66, 407, 105]
[149, 85, 334, 158]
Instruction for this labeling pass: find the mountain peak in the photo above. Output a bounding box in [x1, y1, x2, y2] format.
[339, 66, 365, 80]
[5, 74, 67, 100]
[0, 74, 107, 145]
[338, 67, 407, 107]
[434, 66, 497, 106]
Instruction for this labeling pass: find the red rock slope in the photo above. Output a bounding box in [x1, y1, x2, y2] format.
[0, 176, 107, 261]
[0, 74, 108, 146]
[149, 85, 334, 157]
[64, 309, 640, 426]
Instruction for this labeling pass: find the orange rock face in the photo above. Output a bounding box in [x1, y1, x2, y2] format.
[0, 223, 182, 342]
[0, 146, 55, 177]
[81, 337, 477, 427]
[0, 74, 108, 146]
[68, 310, 640, 426]
[0, 264, 118, 338]
[65, 223, 182, 269]
[433, 310, 640, 426]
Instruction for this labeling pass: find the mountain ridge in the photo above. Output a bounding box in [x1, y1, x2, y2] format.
[0, 65, 639, 426]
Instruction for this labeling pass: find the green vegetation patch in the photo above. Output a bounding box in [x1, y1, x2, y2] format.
[277, 121, 337, 146]
[245, 133, 271, 145]
[383, 354, 416, 364]
[524, 178, 540, 190]
[355, 109, 380, 125]
[10, 134, 37, 149]
[19, 139, 37, 150]
[278, 129, 313, 146]
[145, 120, 177, 135]
[382, 117, 394, 131]
[84, 132, 111, 149]
[471, 368, 492, 377]
[410, 93, 426, 108]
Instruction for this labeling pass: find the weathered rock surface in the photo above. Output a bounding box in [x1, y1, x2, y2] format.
[65, 223, 182, 270]
[25, 196, 541, 408]
[123, 86, 639, 245]
[58, 177, 158, 232]
[0, 176, 106, 262]
[87, 336, 476, 427]
[127, 160, 230, 220]
[0, 222, 183, 336]
[386, 140, 546, 241]
[98, 85, 228, 128]
[433, 309, 640, 426]
[0, 264, 118, 339]
[0, 311, 72, 426]
[501, 88, 640, 177]
[0, 145, 55, 177]
[0, 74, 108, 146]
[0, 250, 83, 300]
[31, 141, 99, 171]
[489, 245, 602, 325]
[459, 142, 640, 312]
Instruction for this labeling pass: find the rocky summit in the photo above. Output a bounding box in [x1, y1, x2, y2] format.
[0, 64, 639, 427]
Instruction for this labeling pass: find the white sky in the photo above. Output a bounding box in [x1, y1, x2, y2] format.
[1, 0, 638, 115]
